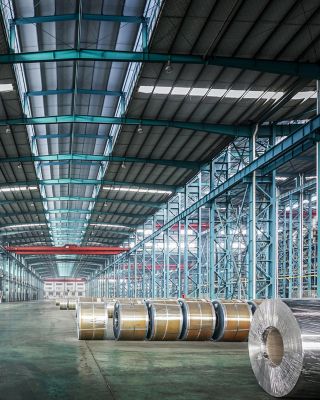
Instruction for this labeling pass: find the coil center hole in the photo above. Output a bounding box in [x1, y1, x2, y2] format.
[263, 327, 284, 366]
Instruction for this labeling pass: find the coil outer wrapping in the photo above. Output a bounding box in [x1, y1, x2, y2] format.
[249, 299, 320, 398]
[147, 299, 183, 341]
[113, 302, 149, 340]
[77, 302, 108, 340]
[212, 300, 252, 342]
[179, 299, 216, 341]
[59, 299, 68, 310]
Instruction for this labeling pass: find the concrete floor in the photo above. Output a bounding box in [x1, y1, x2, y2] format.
[0, 301, 272, 400]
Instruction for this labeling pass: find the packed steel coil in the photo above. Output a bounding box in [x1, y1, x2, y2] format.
[179, 299, 216, 341]
[249, 299, 320, 398]
[247, 299, 263, 314]
[212, 300, 252, 342]
[147, 299, 183, 341]
[77, 302, 108, 340]
[78, 296, 98, 303]
[104, 299, 117, 340]
[68, 299, 77, 310]
[55, 299, 60, 306]
[59, 299, 68, 310]
[113, 302, 149, 340]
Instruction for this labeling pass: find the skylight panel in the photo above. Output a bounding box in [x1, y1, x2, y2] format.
[153, 86, 172, 94]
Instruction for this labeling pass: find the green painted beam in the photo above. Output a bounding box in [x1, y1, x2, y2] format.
[0, 209, 143, 219]
[0, 196, 162, 208]
[0, 114, 250, 137]
[26, 88, 123, 97]
[0, 179, 176, 192]
[13, 13, 146, 25]
[0, 49, 319, 79]
[0, 153, 201, 169]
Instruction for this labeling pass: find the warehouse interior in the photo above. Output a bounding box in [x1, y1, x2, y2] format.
[0, 0, 320, 399]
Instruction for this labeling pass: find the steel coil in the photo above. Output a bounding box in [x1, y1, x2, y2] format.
[59, 299, 68, 310]
[55, 299, 60, 306]
[179, 299, 216, 341]
[104, 299, 117, 340]
[247, 299, 263, 314]
[147, 299, 183, 341]
[77, 302, 108, 340]
[78, 296, 98, 303]
[249, 299, 320, 398]
[68, 299, 77, 310]
[113, 302, 149, 340]
[212, 300, 252, 341]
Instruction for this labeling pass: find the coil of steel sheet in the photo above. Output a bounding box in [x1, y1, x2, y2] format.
[179, 299, 216, 341]
[147, 299, 183, 341]
[247, 299, 264, 314]
[55, 299, 60, 306]
[78, 296, 97, 303]
[68, 299, 77, 310]
[59, 299, 68, 310]
[77, 302, 108, 340]
[104, 299, 117, 340]
[113, 302, 149, 340]
[249, 299, 320, 398]
[212, 300, 252, 342]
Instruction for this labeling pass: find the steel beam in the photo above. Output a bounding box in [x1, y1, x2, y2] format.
[0, 153, 201, 169]
[26, 88, 123, 97]
[12, 14, 146, 25]
[0, 49, 319, 79]
[0, 115, 251, 137]
[0, 209, 143, 219]
[0, 179, 176, 192]
[0, 196, 162, 208]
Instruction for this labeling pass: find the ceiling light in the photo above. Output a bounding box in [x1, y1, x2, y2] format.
[121, 161, 126, 169]
[190, 88, 208, 96]
[17, 162, 22, 169]
[103, 186, 172, 194]
[137, 124, 143, 134]
[138, 85, 154, 93]
[0, 83, 14, 92]
[90, 223, 132, 229]
[207, 89, 227, 97]
[153, 86, 171, 94]
[0, 223, 46, 230]
[0, 185, 38, 193]
[225, 90, 246, 98]
[171, 87, 190, 95]
[164, 60, 173, 74]
[243, 91, 264, 99]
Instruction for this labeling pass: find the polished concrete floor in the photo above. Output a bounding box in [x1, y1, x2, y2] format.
[0, 301, 272, 400]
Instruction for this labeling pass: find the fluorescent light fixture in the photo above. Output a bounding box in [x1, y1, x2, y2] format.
[0, 83, 14, 92]
[153, 86, 171, 94]
[207, 88, 227, 97]
[0, 223, 46, 230]
[306, 176, 316, 180]
[275, 177, 288, 181]
[103, 186, 172, 194]
[292, 91, 316, 100]
[138, 85, 154, 93]
[0, 185, 37, 193]
[171, 87, 190, 95]
[261, 91, 284, 100]
[225, 90, 246, 98]
[190, 88, 208, 96]
[243, 90, 264, 99]
[90, 223, 132, 229]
